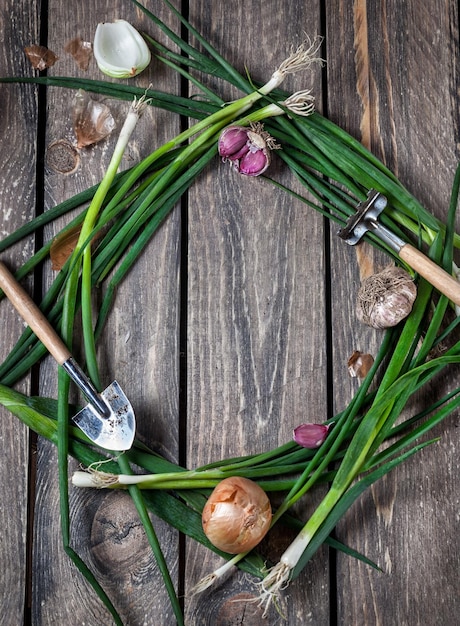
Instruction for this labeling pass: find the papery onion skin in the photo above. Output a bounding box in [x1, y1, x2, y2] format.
[347, 350, 374, 379]
[72, 90, 115, 148]
[202, 476, 272, 554]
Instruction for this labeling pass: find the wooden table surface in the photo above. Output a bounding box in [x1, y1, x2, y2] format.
[0, 1, 459, 624]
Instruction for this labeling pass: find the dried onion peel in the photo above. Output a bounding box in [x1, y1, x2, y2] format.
[64, 37, 93, 71]
[72, 89, 115, 149]
[24, 45, 58, 71]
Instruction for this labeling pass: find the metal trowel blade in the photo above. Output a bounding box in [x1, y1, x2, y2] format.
[72, 380, 135, 451]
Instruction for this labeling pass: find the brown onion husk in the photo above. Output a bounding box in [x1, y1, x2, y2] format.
[356, 265, 417, 329]
[64, 37, 93, 71]
[50, 225, 83, 271]
[50, 224, 102, 271]
[201, 476, 272, 554]
[24, 45, 58, 71]
[347, 350, 374, 378]
[72, 90, 115, 149]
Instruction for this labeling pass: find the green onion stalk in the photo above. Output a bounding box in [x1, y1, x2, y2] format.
[254, 167, 460, 613]
[0, 42, 323, 387]
[0, 31, 336, 626]
[69, 277, 460, 602]
[69, 160, 460, 599]
[1, 0, 460, 622]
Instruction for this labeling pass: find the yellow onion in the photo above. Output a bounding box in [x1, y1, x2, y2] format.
[202, 476, 272, 554]
[93, 19, 151, 78]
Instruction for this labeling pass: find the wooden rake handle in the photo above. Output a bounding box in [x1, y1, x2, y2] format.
[0, 261, 71, 365]
[399, 244, 460, 306]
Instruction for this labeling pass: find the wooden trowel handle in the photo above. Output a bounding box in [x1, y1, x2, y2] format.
[0, 261, 71, 365]
[399, 244, 460, 306]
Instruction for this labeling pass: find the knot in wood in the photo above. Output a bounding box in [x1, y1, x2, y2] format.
[90, 493, 151, 574]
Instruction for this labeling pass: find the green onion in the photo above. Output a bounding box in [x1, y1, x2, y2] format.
[0, 1, 459, 623]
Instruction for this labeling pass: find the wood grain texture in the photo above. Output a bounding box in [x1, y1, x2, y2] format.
[184, 1, 330, 623]
[0, 1, 40, 623]
[31, 1, 181, 624]
[326, 1, 460, 625]
[0, 1, 459, 625]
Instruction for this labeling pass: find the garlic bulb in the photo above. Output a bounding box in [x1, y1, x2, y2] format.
[218, 123, 280, 176]
[202, 476, 272, 554]
[356, 266, 417, 329]
[93, 19, 151, 78]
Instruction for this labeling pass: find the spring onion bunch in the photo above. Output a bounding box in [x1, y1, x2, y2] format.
[0, 0, 459, 622]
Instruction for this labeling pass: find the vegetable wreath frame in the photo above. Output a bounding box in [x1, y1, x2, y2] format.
[0, 0, 459, 623]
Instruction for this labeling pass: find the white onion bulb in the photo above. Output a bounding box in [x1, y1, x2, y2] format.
[93, 19, 151, 78]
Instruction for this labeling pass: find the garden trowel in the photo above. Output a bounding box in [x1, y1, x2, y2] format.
[0, 261, 135, 451]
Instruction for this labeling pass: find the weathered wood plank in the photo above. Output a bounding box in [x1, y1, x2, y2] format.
[1, 1, 459, 624]
[28, 1, 181, 624]
[184, 1, 330, 623]
[0, 1, 40, 623]
[326, 1, 460, 624]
